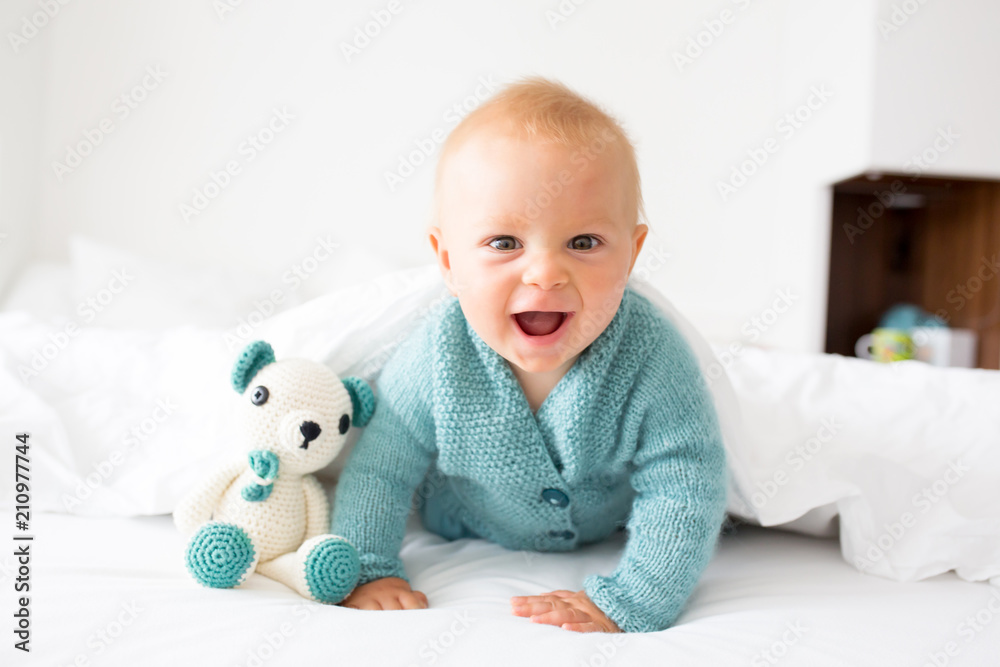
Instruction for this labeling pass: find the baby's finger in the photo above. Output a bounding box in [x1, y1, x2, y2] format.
[510, 593, 561, 607]
[400, 592, 426, 610]
[528, 606, 586, 627]
[510, 599, 560, 617]
[542, 590, 576, 598]
[345, 599, 383, 611]
[380, 596, 405, 611]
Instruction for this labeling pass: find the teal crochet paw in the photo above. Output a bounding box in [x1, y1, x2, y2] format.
[303, 536, 361, 604]
[185, 522, 258, 588]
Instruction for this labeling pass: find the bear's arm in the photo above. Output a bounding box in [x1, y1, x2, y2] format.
[301, 474, 330, 540]
[173, 456, 246, 536]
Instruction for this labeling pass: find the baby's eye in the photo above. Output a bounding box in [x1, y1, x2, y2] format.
[569, 235, 600, 251]
[488, 236, 521, 251]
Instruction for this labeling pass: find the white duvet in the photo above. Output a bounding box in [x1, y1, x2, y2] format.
[1, 261, 999, 593]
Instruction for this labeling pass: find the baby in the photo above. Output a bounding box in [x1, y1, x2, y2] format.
[331, 77, 727, 633]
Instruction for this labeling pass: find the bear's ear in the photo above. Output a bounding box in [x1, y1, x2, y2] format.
[231, 341, 276, 394]
[341, 376, 375, 428]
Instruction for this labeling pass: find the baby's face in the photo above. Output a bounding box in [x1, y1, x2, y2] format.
[429, 129, 647, 375]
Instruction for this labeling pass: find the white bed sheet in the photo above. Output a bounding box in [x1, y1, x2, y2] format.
[7, 510, 999, 667]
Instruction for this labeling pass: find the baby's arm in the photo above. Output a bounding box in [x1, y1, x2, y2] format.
[331, 336, 436, 610]
[585, 349, 728, 633]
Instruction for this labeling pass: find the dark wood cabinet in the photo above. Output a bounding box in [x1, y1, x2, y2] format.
[825, 172, 1000, 369]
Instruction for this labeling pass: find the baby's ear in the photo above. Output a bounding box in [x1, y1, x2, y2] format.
[341, 376, 375, 427]
[428, 226, 458, 296]
[231, 341, 276, 393]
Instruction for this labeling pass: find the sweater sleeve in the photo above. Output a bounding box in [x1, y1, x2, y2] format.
[330, 326, 437, 586]
[583, 336, 728, 633]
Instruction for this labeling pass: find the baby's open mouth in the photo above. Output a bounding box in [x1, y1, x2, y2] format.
[513, 311, 568, 337]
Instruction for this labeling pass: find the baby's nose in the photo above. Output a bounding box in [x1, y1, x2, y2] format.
[522, 250, 569, 289]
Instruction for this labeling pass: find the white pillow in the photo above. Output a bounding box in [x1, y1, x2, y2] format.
[721, 345, 1000, 583]
[0, 264, 450, 516]
[0, 317, 239, 516]
[68, 235, 297, 330]
[0, 261, 75, 320]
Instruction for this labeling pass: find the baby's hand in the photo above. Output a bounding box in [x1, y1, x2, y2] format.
[338, 576, 428, 611]
[510, 589, 620, 633]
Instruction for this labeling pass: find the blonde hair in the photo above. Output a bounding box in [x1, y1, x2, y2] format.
[431, 76, 645, 229]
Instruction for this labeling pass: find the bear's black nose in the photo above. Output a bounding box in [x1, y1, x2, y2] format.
[299, 421, 321, 448]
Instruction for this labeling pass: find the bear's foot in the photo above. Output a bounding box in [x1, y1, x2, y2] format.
[302, 535, 361, 604]
[185, 522, 259, 588]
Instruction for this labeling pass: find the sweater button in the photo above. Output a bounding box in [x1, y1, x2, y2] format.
[548, 530, 575, 540]
[541, 488, 569, 508]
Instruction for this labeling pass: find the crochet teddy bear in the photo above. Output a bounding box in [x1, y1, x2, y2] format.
[173, 340, 374, 604]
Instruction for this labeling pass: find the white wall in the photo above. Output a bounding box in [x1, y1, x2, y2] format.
[0, 0, 45, 299]
[869, 0, 1000, 178]
[8, 0, 997, 351]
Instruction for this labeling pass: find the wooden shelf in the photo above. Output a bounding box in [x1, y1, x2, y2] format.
[825, 172, 1000, 369]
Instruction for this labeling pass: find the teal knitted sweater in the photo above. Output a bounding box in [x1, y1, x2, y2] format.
[331, 286, 727, 633]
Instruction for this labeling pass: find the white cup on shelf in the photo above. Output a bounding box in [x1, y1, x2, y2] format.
[910, 327, 978, 367]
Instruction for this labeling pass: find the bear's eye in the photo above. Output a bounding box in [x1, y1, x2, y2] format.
[338, 414, 350, 435]
[250, 386, 269, 406]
